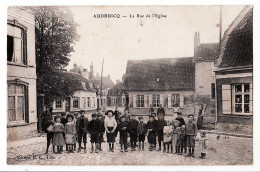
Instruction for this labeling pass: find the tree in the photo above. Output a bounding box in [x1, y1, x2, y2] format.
[34, 6, 80, 105]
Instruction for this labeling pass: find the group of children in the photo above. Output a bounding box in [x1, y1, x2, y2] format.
[45, 109, 208, 159]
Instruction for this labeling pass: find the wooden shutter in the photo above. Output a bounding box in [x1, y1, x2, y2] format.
[180, 95, 184, 108]
[148, 95, 152, 107]
[249, 84, 253, 113]
[144, 95, 148, 108]
[133, 95, 136, 108]
[222, 85, 231, 114]
[160, 94, 163, 107]
[168, 95, 171, 108]
[25, 85, 29, 123]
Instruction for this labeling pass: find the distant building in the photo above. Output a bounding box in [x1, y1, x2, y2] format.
[69, 63, 89, 79]
[214, 6, 253, 125]
[124, 57, 195, 115]
[7, 7, 37, 141]
[194, 32, 219, 122]
[107, 81, 127, 108]
[52, 72, 97, 114]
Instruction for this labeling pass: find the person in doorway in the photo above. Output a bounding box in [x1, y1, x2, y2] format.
[197, 104, 206, 129]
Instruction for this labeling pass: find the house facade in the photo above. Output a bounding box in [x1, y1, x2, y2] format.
[214, 6, 253, 125]
[124, 57, 195, 115]
[7, 7, 37, 141]
[107, 81, 127, 108]
[52, 72, 97, 114]
[194, 32, 219, 123]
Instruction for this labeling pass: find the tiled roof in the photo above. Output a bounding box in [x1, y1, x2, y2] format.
[108, 82, 126, 96]
[124, 57, 195, 91]
[61, 72, 96, 92]
[90, 77, 115, 89]
[216, 7, 253, 68]
[196, 43, 219, 61]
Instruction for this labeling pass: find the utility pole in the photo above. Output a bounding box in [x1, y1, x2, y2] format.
[100, 58, 104, 108]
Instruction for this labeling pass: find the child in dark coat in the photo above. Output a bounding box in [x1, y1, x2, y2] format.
[179, 125, 187, 155]
[87, 113, 100, 153]
[147, 115, 157, 151]
[157, 113, 167, 151]
[137, 116, 147, 151]
[128, 114, 139, 151]
[118, 116, 129, 152]
[185, 114, 197, 157]
[97, 113, 105, 151]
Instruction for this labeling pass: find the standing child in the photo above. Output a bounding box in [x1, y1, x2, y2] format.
[172, 119, 180, 154]
[128, 114, 139, 151]
[163, 121, 173, 153]
[87, 113, 100, 153]
[118, 116, 129, 152]
[52, 115, 65, 154]
[197, 131, 208, 159]
[147, 115, 157, 151]
[97, 113, 105, 151]
[185, 114, 197, 158]
[156, 113, 167, 151]
[76, 110, 89, 153]
[179, 125, 187, 155]
[64, 114, 76, 153]
[137, 116, 147, 151]
[104, 110, 117, 152]
[176, 127, 182, 154]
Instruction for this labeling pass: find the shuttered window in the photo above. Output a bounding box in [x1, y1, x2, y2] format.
[233, 84, 251, 114]
[137, 95, 144, 108]
[152, 95, 160, 107]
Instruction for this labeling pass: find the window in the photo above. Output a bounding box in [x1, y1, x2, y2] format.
[83, 97, 86, 108]
[55, 99, 62, 109]
[73, 97, 79, 109]
[172, 94, 180, 107]
[7, 22, 27, 65]
[92, 97, 95, 108]
[87, 97, 90, 108]
[233, 84, 250, 114]
[211, 83, 215, 99]
[8, 83, 27, 123]
[137, 95, 144, 108]
[152, 95, 160, 107]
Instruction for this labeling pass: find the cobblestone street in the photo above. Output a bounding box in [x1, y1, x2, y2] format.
[7, 133, 252, 166]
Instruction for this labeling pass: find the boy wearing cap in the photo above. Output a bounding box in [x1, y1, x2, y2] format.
[118, 115, 129, 152]
[156, 113, 167, 151]
[76, 110, 89, 153]
[87, 113, 100, 153]
[137, 116, 147, 151]
[128, 114, 139, 151]
[147, 115, 157, 151]
[185, 114, 197, 157]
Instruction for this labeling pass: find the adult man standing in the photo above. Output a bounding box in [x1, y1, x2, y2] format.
[76, 110, 89, 153]
[157, 104, 165, 116]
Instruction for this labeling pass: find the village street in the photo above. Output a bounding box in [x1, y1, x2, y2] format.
[7, 133, 252, 166]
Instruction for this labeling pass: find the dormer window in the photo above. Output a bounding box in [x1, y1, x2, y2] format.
[157, 77, 160, 82]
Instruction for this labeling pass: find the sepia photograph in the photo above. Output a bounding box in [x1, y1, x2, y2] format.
[5, 5, 254, 167]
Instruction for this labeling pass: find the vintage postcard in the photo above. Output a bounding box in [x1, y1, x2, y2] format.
[5, 5, 254, 167]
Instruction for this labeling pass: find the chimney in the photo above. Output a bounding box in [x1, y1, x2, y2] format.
[90, 62, 94, 79]
[194, 31, 200, 61]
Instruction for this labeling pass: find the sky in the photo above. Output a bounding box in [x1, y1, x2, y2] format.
[67, 6, 245, 83]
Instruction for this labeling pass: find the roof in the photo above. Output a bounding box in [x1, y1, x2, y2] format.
[108, 82, 126, 96]
[69, 65, 87, 73]
[216, 6, 253, 68]
[90, 76, 115, 89]
[60, 72, 96, 92]
[124, 57, 195, 91]
[196, 43, 219, 62]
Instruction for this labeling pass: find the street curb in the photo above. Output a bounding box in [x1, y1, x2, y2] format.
[202, 130, 253, 138]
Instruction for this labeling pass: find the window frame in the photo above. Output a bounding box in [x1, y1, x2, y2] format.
[137, 95, 144, 108]
[171, 94, 180, 107]
[55, 99, 63, 109]
[87, 97, 90, 108]
[232, 84, 251, 115]
[7, 19, 27, 66]
[152, 95, 160, 108]
[73, 97, 80, 109]
[7, 79, 29, 125]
